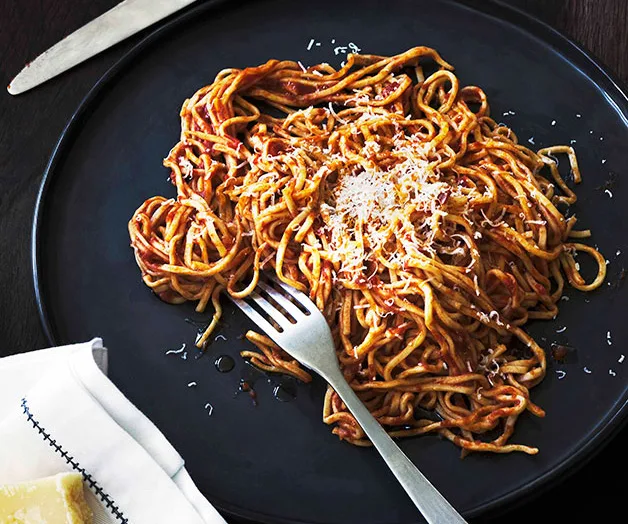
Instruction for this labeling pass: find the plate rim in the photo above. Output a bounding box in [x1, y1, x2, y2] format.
[30, 0, 628, 522]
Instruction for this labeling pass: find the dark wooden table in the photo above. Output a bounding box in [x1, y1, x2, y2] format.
[0, 1, 626, 522]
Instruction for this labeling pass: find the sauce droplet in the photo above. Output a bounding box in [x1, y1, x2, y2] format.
[237, 379, 258, 406]
[551, 342, 578, 364]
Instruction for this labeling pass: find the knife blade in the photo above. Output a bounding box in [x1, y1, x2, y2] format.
[7, 0, 199, 95]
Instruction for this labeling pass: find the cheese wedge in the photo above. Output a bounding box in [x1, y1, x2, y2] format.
[0, 472, 92, 524]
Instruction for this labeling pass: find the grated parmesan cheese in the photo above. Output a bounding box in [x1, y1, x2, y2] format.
[317, 130, 476, 279]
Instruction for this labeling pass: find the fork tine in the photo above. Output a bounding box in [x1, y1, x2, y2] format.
[257, 280, 305, 319]
[248, 292, 294, 330]
[230, 296, 283, 337]
[267, 275, 319, 315]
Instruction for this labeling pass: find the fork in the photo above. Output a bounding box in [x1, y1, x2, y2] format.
[229, 275, 468, 524]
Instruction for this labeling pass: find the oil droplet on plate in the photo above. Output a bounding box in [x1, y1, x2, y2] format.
[273, 382, 296, 402]
[215, 355, 235, 373]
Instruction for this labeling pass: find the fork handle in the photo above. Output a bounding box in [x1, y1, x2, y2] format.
[324, 368, 468, 524]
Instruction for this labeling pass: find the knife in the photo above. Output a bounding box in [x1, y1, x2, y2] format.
[7, 0, 199, 96]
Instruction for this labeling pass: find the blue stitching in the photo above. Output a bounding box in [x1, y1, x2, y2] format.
[21, 397, 129, 523]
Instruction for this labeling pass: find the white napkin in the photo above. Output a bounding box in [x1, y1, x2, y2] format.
[0, 337, 228, 524]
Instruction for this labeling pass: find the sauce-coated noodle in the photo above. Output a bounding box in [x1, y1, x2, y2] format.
[129, 47, 605, 454]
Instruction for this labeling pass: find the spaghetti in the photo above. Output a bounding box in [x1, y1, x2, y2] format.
[128, 47, 606, 454]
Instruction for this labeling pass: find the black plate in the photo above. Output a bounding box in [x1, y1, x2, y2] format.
[32, 0, 628, 523]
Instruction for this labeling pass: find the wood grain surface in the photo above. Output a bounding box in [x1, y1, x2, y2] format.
[0, 1, 626, 522]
